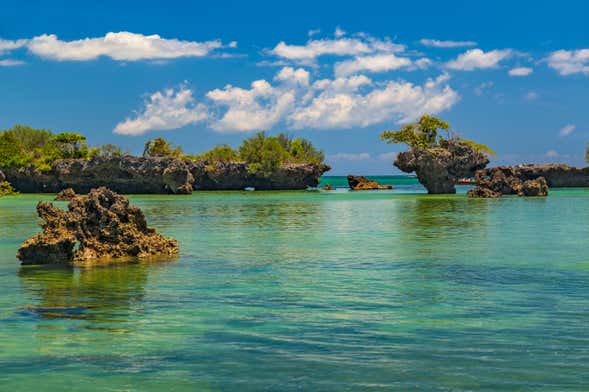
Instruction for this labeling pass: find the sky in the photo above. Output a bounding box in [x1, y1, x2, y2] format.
[1, 0, 588, 175]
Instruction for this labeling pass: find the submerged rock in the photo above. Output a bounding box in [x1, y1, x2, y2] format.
[322, 184, 335, 191]
[17, 187, 179, 265]
[54, 188, 77, 201]
[395, 139, 489, 194]
[347, 175, 393, 190]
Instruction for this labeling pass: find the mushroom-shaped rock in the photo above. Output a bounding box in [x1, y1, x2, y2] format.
[347, 175, 392, 190]
[395, 139, 489, 194]
[17, 187, 179, 265]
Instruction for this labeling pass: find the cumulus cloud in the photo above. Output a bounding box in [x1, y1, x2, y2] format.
[114, 86, 208, 135]
[559, 124, 576, 136]
[0, 38, 27, 54]
[547, 49, 589, 75]
[26, 32, 230, 61]
[419, 39, 477, 48]
[328, 152, 371, 161]
[508, 67, 533, 76]
[446, 48, 512, 71]
[0, 59, 25, 66]
[334, 27, 346, 38]
[268, 34, 405, 63]
[116, 68, 459, 134]
[288, 73, 459, 129]
[334, 54, 412, 77]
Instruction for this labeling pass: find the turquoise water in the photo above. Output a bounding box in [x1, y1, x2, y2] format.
[1, 177, 589, 390]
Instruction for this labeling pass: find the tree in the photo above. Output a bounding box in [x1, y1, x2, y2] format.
[44, 132, 90, 160]
[380, 115, 450, 149]
[239, 132, 288, 176]
[380, 114, 495, 155]
[94, 144, 125, 158]
[197, 144, 239, 163]
[143, 137, 183, 158]
[288, 137, 325, 164]
[0, 132, 29, 167]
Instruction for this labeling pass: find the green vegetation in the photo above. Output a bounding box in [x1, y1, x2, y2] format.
[0, 125, 325, 177]
[380, 115, 495, 156]
[143, 137, 184, 158]
[188, 132, 325, 176]
[585, 145, 589, 164]
[0, 181, 17, 196]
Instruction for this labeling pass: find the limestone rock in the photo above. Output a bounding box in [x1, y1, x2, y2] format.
[469, 167, 549, 198]
[516, 177, 548, 197]
[55, 188, 77, 201]
[395, 139, 489, 194]
[347, 175, 392, 190]
[17, 187, 179, 265]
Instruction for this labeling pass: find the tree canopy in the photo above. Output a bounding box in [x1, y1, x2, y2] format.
[380, 115, 495, 156]
[143, 137, 184, 158]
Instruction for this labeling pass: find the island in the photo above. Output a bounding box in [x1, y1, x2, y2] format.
[0, 126, 330, 194]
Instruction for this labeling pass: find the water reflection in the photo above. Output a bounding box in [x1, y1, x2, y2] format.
[18, 259, 172, 328]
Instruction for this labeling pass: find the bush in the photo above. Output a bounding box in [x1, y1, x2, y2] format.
[193, 144, 239, 163]
[143, 138, 183, 158]
[0, 181, 17, 196]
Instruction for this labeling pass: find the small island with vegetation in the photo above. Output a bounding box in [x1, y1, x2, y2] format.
[0, 125, 330, 194]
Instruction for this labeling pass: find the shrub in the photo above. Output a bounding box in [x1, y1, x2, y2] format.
[143, 138, 183, 158]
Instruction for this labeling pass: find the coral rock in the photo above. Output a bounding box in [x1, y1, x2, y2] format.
[347, 175, 392, 190]
[17, 187, 179, 265]
[55, 188, 77, 201]
[395, 139, 489, 194]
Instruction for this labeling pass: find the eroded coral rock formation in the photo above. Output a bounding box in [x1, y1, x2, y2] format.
[468, 167, 549, 198]
[347, 175, 393, 190]
[17, 187, 179, 265]
[3, 156, 330, 193]
[54, 188, 77, 201]
[395, 139, 489, 194]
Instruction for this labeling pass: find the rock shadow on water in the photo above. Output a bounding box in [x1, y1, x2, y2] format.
[17, 256, 175, 328]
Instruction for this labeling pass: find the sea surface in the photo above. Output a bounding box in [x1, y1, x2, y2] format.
[1, 176, 589, 391]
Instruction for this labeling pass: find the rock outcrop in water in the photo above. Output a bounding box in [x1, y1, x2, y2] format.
[468, 166, 549, 198]
[347, 175, 392, 190]
[16, 187, 179, 265]
[394, 139, 490, 194]
[474, 164, 589, 187]
[54, 188, 77, 201]
[2, 156, 330, 193]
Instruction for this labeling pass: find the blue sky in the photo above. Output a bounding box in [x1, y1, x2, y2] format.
[1, 0, 588, 175]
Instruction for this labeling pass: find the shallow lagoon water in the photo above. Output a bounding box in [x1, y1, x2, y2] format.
[1, 177, 589, 391]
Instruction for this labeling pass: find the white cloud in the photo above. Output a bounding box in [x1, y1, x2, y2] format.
[559, 124, 576, 136]
[508, 67, 533, 76]
[328, 152, 371, 161]
[377, 152, 398, 161]
[335, 27, 346, 38]
[0, 38, 27, 54]
[308, 29, 321, 37]
[419, 38, 477, 48]
[0, 59, 25, 66]
[114, 86, 208, 135]
[268, 35, 405, 63]
[334, 54, 412, 77]
[288, 73, 459, 129]
[547, 49, 589, 75]
[545, 150, 559, 158]
[25, 32, 230, 61]
[117, 69, 459, 134]
[414, 58, 432, 69]
[446, 48, 512, 71]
